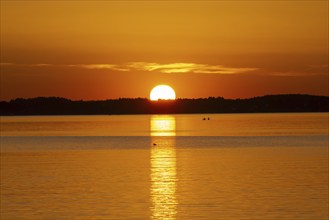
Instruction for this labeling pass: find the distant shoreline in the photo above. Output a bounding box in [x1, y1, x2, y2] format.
[1, 94, 328, 116]
[0, 112, 328, 117]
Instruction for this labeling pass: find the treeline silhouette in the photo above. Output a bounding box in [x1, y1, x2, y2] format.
[0, 94, 328, 115]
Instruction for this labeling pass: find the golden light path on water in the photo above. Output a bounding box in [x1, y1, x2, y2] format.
[150, 115, 177, 220]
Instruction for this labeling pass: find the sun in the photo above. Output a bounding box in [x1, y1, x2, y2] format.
[150, 85, 176, 101]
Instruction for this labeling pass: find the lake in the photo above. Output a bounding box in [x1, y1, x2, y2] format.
[1, 113, 328, 219]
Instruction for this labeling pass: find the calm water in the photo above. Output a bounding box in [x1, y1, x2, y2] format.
[1, 113, 328, 219]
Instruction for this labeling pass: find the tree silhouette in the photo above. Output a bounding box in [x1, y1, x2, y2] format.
[0, 94, 328, 115]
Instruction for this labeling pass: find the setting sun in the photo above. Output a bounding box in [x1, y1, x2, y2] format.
[150, 85, 176, 101]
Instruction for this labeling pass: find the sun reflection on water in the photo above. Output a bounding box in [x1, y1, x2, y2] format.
[150, 115, 177, 220]
[150, 115, 176, 137]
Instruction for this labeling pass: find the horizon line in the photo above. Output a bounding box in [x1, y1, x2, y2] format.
[1, 93, 328, 102]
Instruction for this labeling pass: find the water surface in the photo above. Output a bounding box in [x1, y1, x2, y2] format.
[1, 113, 328, 219]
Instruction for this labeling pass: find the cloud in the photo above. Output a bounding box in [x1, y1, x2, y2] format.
[0, 63, 53, 67]
[67, 64, 130, 72]
[127, 62, 258, 74]
[3, 62, 328, 77]
[267, 64, 328, 76]
[0, 63, 129, 72]
[0, 62, 15, 66]
[1, 62, 257, 75]
[309, 64, 328, 68]
[269, 71, 328, 77]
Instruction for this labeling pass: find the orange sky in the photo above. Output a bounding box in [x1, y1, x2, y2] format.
[1, 1, 328, 100]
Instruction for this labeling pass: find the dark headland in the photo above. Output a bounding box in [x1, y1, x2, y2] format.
[0, 94, 328, 116]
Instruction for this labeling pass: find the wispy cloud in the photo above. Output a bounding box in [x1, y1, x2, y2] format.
[32, 63, 53, 67]
[3, 62, 328, 77]
[0, 63, 53, 67]
[128, 62, 198, 73]
[1, 62, 257, 75]
[267, 64, 328, 77]
[67, 64, 130, 72]
[309, 64, 328, 68]
[128, 62, 258, 74]
[0, 63, 129, 72]
[269, 72, 328, 77]
[0, 62, 15, 66]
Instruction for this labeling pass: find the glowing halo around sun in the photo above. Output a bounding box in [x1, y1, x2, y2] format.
[150, 85, 176, 101]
